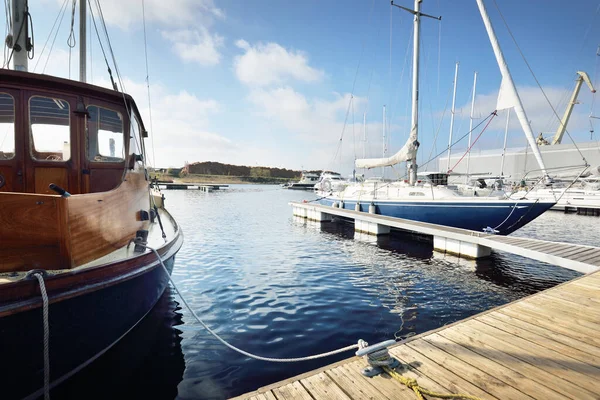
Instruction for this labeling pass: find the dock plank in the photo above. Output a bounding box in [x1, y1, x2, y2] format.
[423, 332, 567, 400]
[476, 314, 600, 367]
[484, 311, 600, 358]
[272, 381, 313, 400]
[337, 361, 417, 400]
[301, 373, 351, 399]
[325, 364, 391, 400]
[464, 319, 600, 390]
[232, 269, 600, 400]
[405, 338, 532, 400]
[514, 297, 600, 333]
[439, 322, 596, 400]
[498, 306, 600, 348]
[390, 344, 499, 400]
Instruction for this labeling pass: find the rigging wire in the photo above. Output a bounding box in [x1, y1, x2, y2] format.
[67, 0, 76, 79]
[448, 112, 497, 173]
[352, 96, 356, 163]
[436, 12, 441, 95]
[89, 4, 92, 82]
[142, 0, 157, 168]
[491, 0, 588, 165]
[388, 18, 413, 142]
[329, 0, 376, 170]
[575, 2, 600, 60]
[92, 0, 145, 165]
[3, 0, 12, 66]
[88, 0, 116, 90]
[33, 0, 69, 72]
[42, 7, 68, 74]
[388, 0, 393, 142]
[425, 82, 453, 169]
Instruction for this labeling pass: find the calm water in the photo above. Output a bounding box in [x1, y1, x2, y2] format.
[59, 184, 593, 399]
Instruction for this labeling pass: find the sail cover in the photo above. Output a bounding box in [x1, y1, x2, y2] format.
[355, 128, 418, 169]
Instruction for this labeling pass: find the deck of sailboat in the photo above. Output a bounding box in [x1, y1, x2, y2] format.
[231, 269, 600, 400]
[0, 207, 179, 285]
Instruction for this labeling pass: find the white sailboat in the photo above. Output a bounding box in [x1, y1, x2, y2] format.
[316, 0, 555, 235]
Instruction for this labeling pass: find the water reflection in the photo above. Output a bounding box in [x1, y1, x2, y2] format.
[51, 186, 591, 400]
[53, 287, 185, 400]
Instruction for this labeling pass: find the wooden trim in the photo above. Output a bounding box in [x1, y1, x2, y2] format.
[0, 225, 182, 317]
[67, 170, 150, 267]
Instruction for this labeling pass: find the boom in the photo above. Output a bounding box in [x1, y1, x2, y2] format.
[552, 71, 596, 145]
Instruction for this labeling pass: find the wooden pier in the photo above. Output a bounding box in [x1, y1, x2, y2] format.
[290, 202, 600, 274]
[232, 270, 600, 400]
[156, 182, 229, 191]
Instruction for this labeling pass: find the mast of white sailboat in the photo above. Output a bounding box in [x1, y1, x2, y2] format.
[382, 105, 386, 178]
[356, 2, 440, 180]
[447, 62, 459, 171]
[500, 109, 510, 176]
[79, 0, 87, 82]
[466, 71, 477, 178]
[476, 0, 550, 181]
[9, 0, 29, 71]
[408, 0, 421, 185]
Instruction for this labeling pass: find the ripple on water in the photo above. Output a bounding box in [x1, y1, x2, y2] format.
[56, 185, 589, 400]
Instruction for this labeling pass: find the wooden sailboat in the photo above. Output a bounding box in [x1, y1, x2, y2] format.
[0, 2, 183, 398]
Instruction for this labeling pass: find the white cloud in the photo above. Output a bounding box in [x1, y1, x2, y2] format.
[234, 41, 324, 87]
[162, 28, 224, 66]
[91, 77, 237, 167]
[246, 86, 395, 171]
[458, 85, 594, 144]
[85, 0, 224, 30]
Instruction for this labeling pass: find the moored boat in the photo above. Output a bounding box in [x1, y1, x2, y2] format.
[0, 2, 182, 398]
[316, 0, 556, 235]
[287, 171, 320, 190]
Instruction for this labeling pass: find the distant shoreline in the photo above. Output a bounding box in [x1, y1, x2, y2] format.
[151, 173, 293, 185]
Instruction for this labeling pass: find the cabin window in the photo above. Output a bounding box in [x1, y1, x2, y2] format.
[409, 192, 425, 196]
[29, 96, 71, 161]
[0, 93, 15, 160]
[87, 105, 124, 162]
[129, 115, 144, 157]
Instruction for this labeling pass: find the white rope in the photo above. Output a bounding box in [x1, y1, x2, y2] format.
[32, 273, 51, 400]
[144, 244, 361, 363]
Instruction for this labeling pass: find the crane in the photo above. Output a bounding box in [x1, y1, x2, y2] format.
[551, 71, 596, 145]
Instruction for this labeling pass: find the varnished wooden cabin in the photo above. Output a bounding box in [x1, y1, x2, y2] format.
[0, 70, 183, 399]
[0, 69, 169, 271]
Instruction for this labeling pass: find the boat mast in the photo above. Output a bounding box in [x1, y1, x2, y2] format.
[466, 71, 478, 178]
[79, 0, 86, 82]
[382, 105, 386, 178]
[500, 109, 510, 176]
[391, 1, 440, 185]
[408, 0, 421, 185]
[9, 0, 30, 71]
[476, 0, 550, 181]
[447, 62, 459, 171]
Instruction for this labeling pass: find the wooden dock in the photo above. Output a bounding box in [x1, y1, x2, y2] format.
[231, 270, 600, 400]
[291, 201, 600, 274]
[156, 182, 229, 191]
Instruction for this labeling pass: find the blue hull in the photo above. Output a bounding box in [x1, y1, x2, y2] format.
[0, 255, 176, 400]
[319, 198, 554, 235]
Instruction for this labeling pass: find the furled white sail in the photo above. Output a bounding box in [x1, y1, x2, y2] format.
[355, 129, 418, 169]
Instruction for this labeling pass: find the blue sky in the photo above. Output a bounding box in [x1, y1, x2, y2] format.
[16, 0, 600, 173]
